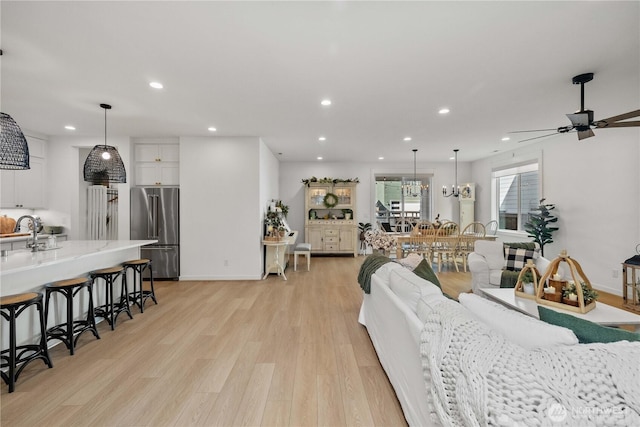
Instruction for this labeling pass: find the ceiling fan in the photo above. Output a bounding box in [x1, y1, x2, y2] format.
[511, 73, 640, 143]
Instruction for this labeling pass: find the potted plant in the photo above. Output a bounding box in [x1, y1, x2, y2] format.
[364, 229, 396, 255]
[342, 209, 353, 220]
[562, 280, 599, 306]
[521, 269, 535, 295]
[524, 198, 559, 257]
[275, 200, 289, 218]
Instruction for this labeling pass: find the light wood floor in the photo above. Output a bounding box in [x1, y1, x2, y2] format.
[1, 256, 633, 426]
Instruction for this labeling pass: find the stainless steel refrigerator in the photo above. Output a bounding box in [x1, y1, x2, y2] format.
[130, 187, 180, 279]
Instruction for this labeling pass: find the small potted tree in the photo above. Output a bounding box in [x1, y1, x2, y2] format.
[524, 198, 558, 257]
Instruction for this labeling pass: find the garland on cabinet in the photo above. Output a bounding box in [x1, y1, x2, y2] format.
[301, 177, 359, 186]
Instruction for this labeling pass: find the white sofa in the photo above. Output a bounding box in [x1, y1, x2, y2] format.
[359, 260, 640, 426]
[468, 240, 555, 294]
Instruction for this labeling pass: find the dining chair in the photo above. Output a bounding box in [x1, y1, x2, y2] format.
[433, 221, 460, 272]
[458, 222, 486, 272]
[485, 220, 498, 236]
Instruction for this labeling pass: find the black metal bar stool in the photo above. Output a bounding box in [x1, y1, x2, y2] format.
[1, 292, 53, 393]
[44, 277, 100, 355]
[123, 259, 157, 313]
[91, 266, 132, 330]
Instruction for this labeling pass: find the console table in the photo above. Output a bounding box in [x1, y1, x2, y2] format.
[481, 288, 640, 332]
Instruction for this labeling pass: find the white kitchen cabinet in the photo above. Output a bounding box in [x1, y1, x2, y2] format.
[134, 143, 179, 186]
[135, 163, 180, 186]
[135, 144, 179, 162]
[0, 137, 45, 209]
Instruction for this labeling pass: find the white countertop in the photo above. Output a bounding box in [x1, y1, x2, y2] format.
[0, 240, 156, 275]
[0, 233, 68, 244]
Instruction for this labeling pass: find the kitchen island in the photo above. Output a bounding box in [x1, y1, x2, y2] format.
[1, 240, 156, 348]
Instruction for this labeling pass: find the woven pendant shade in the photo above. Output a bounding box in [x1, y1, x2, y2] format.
[83, 104, 126, 184]
[0, 112, 30, 170]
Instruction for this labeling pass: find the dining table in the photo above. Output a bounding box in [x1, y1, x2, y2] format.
[394, 234, 497, 259]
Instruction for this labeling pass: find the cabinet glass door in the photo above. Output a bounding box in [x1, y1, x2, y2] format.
[334, 187, 352, 206]
[309, 187, 329, 208]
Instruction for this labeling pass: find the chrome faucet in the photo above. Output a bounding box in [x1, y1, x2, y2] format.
[14, 215, 42, 252]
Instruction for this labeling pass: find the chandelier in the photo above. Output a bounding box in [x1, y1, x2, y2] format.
[83, 104, 127, 184]
[442, 149, 470, 197]
[403, 149, 428, 197]
[0, 112, 30, 170]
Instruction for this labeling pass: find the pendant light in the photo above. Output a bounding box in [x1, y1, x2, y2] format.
[403, 149, 428, 197]
[442, 149, 470, 197]
[83, 103, 126, 184]
[0, 112, 30, 170]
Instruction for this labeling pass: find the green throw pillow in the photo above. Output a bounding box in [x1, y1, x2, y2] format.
[538, 306, 640, 344]
[412, 258, 441, 289]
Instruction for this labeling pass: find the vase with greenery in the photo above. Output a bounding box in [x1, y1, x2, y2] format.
[524, 198, 558, 257]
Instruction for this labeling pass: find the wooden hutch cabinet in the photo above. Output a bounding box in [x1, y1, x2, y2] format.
[304, 182, 357, 256]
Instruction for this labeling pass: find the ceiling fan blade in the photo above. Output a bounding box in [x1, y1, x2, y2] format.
[509, 128, 559, 134]
[594, 109, 640, 127]
[577, 129, 595, 140]
[517, 131, 561, 143]
[598, 120, 640, 128]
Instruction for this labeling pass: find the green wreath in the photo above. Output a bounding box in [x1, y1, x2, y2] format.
[323, 193, 339, 208]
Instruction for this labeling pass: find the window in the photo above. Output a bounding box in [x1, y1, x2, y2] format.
[374, 175, 432, 230]
[493, 162, 539, 232]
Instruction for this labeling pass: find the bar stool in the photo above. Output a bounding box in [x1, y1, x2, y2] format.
[91, 266, 132, 330]
[44, 277, 100, 355]
[123, 259, 157, 313]
[1, 292, 53, 393]
[293, 243, 312, 271]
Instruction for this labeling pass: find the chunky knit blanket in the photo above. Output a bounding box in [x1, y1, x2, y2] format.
[420, 300, 640, 426]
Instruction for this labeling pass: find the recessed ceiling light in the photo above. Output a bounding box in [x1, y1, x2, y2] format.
[64, 125, 76, 131]
[378, 156, 384, 160]
[403, 137, 412, 141]
[439, 108, 450, 115]
[208, 127, 217, 132]
[317, 156, 323, 160]
[318, 136, 326, 141]
[149, 82, 163, 89]
[320, 99, 332, 106]
[501, 136, 511, 141]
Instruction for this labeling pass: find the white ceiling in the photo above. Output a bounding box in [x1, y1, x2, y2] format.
[1, 1, 639, 163]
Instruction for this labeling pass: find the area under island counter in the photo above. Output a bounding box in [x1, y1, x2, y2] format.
[1, 240, 157, 350]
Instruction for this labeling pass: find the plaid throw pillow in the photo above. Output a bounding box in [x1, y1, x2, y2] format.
[504, 246, 539, 271]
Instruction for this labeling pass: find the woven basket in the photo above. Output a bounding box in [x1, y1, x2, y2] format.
[536, 250, 596, 314]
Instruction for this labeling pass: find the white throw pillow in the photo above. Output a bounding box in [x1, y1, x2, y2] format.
[389, 267, 442, 313]
[458, 293, 578, 349]
[397, 253, 423, 270]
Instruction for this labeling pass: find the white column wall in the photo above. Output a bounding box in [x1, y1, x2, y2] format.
[179, 136, 263, 280]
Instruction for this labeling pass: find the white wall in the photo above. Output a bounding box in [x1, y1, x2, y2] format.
[471, 129, 640, 295]
[179, 136, 264, 280]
